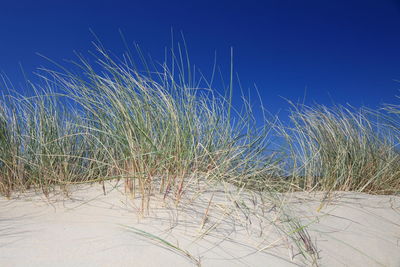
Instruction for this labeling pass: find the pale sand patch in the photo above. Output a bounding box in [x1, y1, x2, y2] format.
[0, 181, 399, 267]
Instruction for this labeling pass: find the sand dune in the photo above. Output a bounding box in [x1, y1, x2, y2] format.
[1, 182, 399, 267]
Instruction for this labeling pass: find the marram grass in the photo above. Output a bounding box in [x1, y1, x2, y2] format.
[277, 103, 400, 194]
[0, 42, 399, 200]
[0, 42, 281, 200]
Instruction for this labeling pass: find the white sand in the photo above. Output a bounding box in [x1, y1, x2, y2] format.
[1, 181, 399, 267]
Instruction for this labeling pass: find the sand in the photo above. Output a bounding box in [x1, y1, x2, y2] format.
[0, 181, 399, 267]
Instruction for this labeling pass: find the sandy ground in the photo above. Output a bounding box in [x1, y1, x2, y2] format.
[0, 181, 399, 267]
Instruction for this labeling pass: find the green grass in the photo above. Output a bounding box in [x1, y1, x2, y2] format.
[0, 41, 284, 204]
[0, 40, 399, 199]
[276, 103, 400, 194]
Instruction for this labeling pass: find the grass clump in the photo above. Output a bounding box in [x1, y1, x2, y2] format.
[1, 40, 399, 198]
[0, 42, 281, 201]
[0, 86, 102, 197]
[278, 103, 400, 194]
[0, 94, 21, 196]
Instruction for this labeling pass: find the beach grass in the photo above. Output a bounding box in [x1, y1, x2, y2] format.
[1, 41, 285, 202]
[277, 103, 400, 194]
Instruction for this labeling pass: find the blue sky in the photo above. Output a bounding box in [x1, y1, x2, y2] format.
[0, 0, 399, 117]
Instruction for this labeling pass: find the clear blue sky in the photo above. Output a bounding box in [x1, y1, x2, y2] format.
[0, 0, 399, 117]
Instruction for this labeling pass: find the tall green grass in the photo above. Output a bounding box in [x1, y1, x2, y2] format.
[383, 92, 400, 145]
[0, 41, 399, 199]
[0, 85, 103, 196]
[0, 43, 281, 201]
[278, 103, 400, 194]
